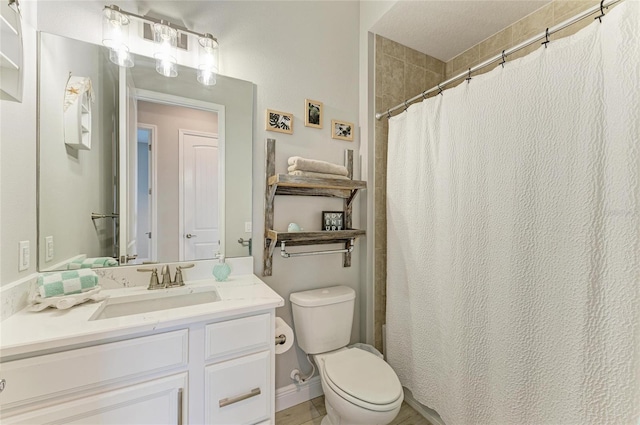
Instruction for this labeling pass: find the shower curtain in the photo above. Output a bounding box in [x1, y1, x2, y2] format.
[385, 2, 639, 425]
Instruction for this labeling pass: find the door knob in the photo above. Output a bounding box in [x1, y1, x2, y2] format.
[185, 234, 197, 239]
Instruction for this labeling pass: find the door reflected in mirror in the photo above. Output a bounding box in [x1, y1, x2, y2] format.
[37, 32, 254, 271]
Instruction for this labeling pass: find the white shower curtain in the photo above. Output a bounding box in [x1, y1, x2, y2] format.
[386, 2, 640, 425]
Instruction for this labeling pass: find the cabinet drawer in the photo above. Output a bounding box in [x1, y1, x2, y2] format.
[3, 373, 187, 425]
[205, 314, 270, 361]
[0, 330, 188, 409]
[205, 350, 271, 425]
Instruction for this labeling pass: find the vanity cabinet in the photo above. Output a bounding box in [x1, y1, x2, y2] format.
[0, 311, 276, 425]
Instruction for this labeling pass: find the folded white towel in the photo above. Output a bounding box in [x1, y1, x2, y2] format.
[288, 170, 350, 180]
[287, 156, 349, 176]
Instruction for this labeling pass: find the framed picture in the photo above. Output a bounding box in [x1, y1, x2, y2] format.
[266, 109, 293, 134]
[322, 211, 344, 231]
[304, 99, 323, 129]
[331, 119, 354, 141]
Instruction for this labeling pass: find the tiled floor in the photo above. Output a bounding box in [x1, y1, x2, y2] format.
[275, 396, 434, 425]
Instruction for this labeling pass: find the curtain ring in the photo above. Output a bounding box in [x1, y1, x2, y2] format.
[403, 100, 410, 111]
[542, 28, 550, 48]
[421, 91, 428, 100]
[466, 68, 472, 83]
[595, 0, 606, 22]
[437, 84, 443, 96]
[499, 50, 507, 68]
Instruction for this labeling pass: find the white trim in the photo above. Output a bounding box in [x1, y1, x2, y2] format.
[275, 376, 323, 413]
[135, 89, 224, 114]
[178, 129, 223, 261]
[118, 67, 127, 263]
[136, 123, 158, 263]
[402, 388, 446, 425]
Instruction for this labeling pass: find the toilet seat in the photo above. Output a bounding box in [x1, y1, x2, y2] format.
[321, 348, 403, 412]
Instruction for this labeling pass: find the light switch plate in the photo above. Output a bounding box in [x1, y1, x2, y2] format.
[19, 240, 30, 271]
[244, 221, 252, 233]
[45, 236, 54, 262]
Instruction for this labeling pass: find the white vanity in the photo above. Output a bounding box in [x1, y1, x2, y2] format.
[0, 274, 284, 424]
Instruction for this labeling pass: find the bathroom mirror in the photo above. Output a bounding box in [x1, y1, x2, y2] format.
[37, 32, 254, 271]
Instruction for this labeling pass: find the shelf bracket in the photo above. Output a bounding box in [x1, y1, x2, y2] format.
[280, 239, 355, 258]
[345, 189, 359, 210]
[267, 184, 277, 206]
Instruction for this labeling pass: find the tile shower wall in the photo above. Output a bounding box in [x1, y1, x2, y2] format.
[445, 1, 606, 83]
[373, 0, 613, 353]
[374, 35, 445, 352]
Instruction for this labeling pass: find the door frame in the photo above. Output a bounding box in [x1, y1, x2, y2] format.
[178, 129, 223, 261]
[137, 123, 158, 263]
[133, 89, 225, 261]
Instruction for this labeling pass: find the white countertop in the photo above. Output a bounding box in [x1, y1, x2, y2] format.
[0, 274, 284, 360]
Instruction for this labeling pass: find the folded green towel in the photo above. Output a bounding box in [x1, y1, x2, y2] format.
[67, 257, 118, 269]
[37, 269, 98, 298]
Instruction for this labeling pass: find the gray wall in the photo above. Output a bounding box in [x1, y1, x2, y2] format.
[38, 33, 116, 268]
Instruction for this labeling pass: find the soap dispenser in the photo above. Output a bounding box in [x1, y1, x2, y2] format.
[212, 256, 231, 281]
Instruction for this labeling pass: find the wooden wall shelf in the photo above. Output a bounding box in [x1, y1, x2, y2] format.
[263, 139, 366, 276]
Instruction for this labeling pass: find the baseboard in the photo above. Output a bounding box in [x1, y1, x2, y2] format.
[403, 387, 446, 425]
[275, 376, 323, 412]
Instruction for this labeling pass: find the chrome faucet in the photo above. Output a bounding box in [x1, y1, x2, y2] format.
[160, 265, 172, 288]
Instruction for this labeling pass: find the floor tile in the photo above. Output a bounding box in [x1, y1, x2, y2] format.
[275, 400, 320, 425]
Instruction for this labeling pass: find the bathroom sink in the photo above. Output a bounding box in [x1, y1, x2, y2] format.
[90, 287, 221, 320]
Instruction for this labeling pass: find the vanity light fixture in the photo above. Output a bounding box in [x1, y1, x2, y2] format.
[152, 22, 178, 78]
[102, 6, 134, 68]
[102, 4, 219, 85]
[197, 34, 219, 86]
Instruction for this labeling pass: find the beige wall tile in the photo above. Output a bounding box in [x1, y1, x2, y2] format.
[512, 4, 554, 44]
[478, 26, 513, 61]
[405, 63, 427, 101]
[425, 69, 443, 93]
[553, 0, 599, 24]
[445, 60, 455, 80]
[552, 10, 595, 40]
[376, 54, 405, 99]
[452, 45, 480, 77]
[406, 46, 427, 69]
[426, 54, 446, 76]
[379, 35, 406, 61]
[508, 41, 541, 61]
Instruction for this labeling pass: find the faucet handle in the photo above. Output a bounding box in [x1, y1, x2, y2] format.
[174, 264, 195, 286]
[137, 268, 160, 290]
[160, 265, 172, 287]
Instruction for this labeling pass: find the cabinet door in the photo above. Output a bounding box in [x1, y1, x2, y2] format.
[205, 350, 270, 425]
[2, 373, 187, 425]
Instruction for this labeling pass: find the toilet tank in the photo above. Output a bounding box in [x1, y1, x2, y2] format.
[290, 286, 355, 354]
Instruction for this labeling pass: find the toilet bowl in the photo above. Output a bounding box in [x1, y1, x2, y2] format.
[315, 348, 403, 425]
[290, 286, 404, 425]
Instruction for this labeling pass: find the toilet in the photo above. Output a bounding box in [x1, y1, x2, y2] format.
[290, 286, 403, 425]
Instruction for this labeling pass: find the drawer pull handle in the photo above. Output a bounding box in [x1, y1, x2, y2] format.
[219, 387, 261, 408]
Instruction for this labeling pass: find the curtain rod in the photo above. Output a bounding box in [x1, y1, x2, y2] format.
[375, 0, 623, 120]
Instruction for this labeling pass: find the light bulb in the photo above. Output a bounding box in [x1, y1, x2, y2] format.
[153, 23, 178, 78]
[197, 34, 218, 86]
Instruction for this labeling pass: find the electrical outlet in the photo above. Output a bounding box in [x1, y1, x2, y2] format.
[19, 240, 30, 271]
[244, 221, 252, 233]
[45, 236, 54, 262]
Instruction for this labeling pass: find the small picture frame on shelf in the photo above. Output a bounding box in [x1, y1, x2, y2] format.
[304, 99, 323, 128]
[322, 211, 344, 231]
[331, 119, 354, 141]
[266, 109, 294, 134]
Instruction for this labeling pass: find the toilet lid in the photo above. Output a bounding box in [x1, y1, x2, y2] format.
[323, 348, 402, 406]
